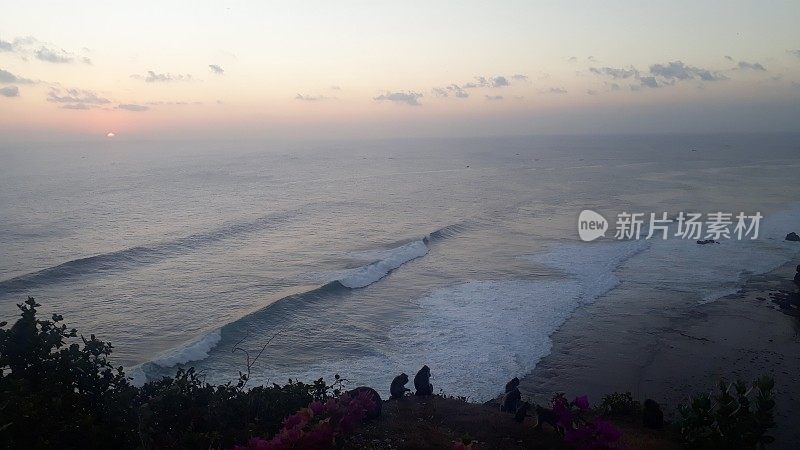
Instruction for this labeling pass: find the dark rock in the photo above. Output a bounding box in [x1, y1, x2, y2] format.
[346, 386, 382, 420]
[786, 232, 800, 242]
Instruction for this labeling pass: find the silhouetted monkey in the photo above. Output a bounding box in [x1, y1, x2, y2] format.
[390, 373, 410, 399]
[514, 401, 531, 423]
[535, 405, 564, 435]
[505, 377, 520, 393]
[414, 365, 433, 396]
[502, 387, 521, 413]
[642, 399, 664, 429]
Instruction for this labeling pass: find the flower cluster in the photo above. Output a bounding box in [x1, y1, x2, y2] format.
[551, 393, 623, 450]
[234, 390, 377, 450]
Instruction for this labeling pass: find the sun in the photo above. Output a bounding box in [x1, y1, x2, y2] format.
[106, 132, 116, 138]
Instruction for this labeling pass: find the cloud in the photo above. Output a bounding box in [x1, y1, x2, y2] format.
[34, 46, 91, 64]
[448, 85, 469, 98]
[589, 67, 639, 79]
[649, 61, 726, 81]
[567, 56, 578, 62]
[117, 103, 149, 111]
[373, 91, 423, 105]
[330, 85, 341, 90]
[789, 50, 800, 59]
[638, 76, 660, 88]
[737, 61, 766, 71]
[545, 87, 568, 94]
[491, 76, 509, 87]
[586, 89, 597, 95]
[295, 94, 328, 101]
[591, 61, 726, 89]
[724, 55, 734, 61]
[61, 103, 92, 109]
[461, 75, 520, 89]
[0, 86, 19, 97]
[208, 64, 224, 75]
[47, 88, 110, 109]
[432, 84, 469, 98]
[0, 69, 34, 84]
[485, 95, 504, 101]
[131, 71, 193, 83]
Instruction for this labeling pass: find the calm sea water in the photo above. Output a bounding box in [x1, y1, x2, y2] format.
[1, 134, 799, 400]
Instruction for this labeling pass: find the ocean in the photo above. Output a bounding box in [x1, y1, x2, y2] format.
[1, 133, 799, 400]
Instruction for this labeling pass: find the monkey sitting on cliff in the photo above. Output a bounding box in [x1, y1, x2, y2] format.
[501, 386, 521, 413]
[534, 405, 564, 435]
[414, 365, 433, 396]
[390, 373, 410, 399]
[514, 401, 531, 423]
[505, 377, 520, 393]
[642, 399, 664, 429]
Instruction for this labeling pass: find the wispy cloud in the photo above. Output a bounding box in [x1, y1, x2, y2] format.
[543, 87, 567, 94]
[208, 64, 224, 75]
[47, 88, 110, 109]
[736, 61, 766, 71]
[589, 67, 639, 79]
[432, 84, 469, 98]
[590, 61, 726, 89]
[789, 49, 800, 59]
[131, 71, 193, 83]
[463, 75, 515, 89]
[373, 91, 423, 106]
[485, 95, 504, 101]
[0, 36, 90, 64]
[117, 103, 149, 111]
[0, 68, 35, 84]
[295, 94, 328, 101]
[35, 46, 90, 64]
[0, 86, 20, 97]
[649, 61, 726, 82]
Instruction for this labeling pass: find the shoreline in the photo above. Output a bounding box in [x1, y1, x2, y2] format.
[519, 258, 800, 448]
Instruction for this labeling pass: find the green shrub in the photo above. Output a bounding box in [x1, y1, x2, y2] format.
[599, 392, 641, 417]
[677, 377, 776, 449]
[0, 298, 338, 449]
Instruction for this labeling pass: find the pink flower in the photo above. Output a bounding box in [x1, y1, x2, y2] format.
[573, 395, 590, 410]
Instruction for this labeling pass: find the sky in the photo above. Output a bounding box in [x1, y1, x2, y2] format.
[1, 0, 799, 141]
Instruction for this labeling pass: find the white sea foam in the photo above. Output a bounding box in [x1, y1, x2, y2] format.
[338, 240, 429, 288]
[150, 329, 222, 368]
[126, 364, 148, 387]
[244, 240, 647, 401]
[629, 205, 800, 304]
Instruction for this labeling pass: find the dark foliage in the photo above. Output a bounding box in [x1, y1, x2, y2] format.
[677, 376, 776, 449]
[0, 298, 337, 449]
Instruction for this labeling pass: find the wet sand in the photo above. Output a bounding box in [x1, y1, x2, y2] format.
[520, 260, 800, 448]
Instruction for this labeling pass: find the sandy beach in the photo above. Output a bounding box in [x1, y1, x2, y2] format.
[520, 258, 800, 448]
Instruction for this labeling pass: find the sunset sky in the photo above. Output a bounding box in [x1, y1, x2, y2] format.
[1, 0, 799, 141]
